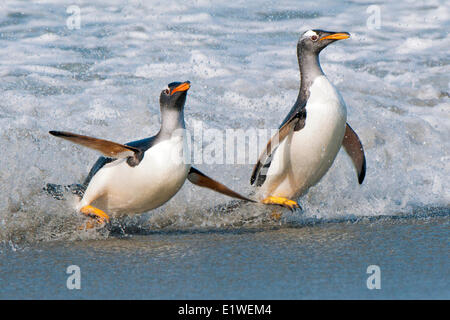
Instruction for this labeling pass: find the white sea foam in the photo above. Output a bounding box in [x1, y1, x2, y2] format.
[0, 0, 448, 244]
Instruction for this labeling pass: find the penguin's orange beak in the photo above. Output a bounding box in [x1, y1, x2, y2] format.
[171, 81, 190, 95]
[320, 32, 350, 41]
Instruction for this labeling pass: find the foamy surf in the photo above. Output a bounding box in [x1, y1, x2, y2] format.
[0, 0, 449, 248]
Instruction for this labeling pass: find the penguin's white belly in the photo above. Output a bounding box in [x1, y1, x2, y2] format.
[80, 135, 190, 216]
[260, 76, 347, 199]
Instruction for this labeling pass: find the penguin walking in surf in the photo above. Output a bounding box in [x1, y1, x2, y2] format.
[251, 30, 366, 211]
[46, 81, 253, 228]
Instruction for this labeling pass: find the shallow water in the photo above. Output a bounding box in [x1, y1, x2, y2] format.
[0, 0, 449, 299]
[1, 215, 448, 299]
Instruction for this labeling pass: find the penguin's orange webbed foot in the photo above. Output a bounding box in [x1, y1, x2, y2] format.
[79, 205, 110, 229]
[262, 196, 300, 211]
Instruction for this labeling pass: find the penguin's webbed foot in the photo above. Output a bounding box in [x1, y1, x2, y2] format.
[79, 205, 110, 229]
[261, 196, 300, 211]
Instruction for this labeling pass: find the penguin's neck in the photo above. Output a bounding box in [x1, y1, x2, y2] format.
[296, 52, 324, 106]
[158, 108, 185, 138]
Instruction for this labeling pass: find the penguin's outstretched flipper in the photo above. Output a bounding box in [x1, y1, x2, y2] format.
[250, 109, 307, 186]
[342, 123, 366, 184]
[187, 167, 255, 203]
[49, 131, 144, 167]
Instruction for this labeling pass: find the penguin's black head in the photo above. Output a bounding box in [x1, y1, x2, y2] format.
[298, 29, 350, 56]
[160, 81, 191, 110]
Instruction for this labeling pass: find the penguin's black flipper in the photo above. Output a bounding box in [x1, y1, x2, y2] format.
[188, 167, 255, 203]
[250, 109, 307, 186]
[342, 123, 366, 184]
[49, 131, 144, 167]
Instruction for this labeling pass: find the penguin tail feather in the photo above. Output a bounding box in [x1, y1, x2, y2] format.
[44, 183, 86, 200]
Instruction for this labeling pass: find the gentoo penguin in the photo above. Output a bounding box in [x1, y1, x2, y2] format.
[251, 30, 366, 210]
[47, 81, 253, 228]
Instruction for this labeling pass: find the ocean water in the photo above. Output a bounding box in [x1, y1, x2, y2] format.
[0, 0, 449, 299]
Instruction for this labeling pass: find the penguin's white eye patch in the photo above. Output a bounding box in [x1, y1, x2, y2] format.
[163, 87, 170, 95]
[303, 30, 317, 38]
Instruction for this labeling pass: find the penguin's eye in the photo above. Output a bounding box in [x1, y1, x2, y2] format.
[164, 89, 170, 95]
[310, 35, 318, 41]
